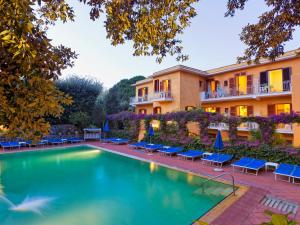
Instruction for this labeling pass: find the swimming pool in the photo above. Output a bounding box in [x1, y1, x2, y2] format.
[0, 145, 232, 225]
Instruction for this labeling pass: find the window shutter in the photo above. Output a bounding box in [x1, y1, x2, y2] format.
[145, 87, 148, 95]
[138, 88, 142, 97]
[160, 81, 164, 92]
[247, 75, 253, 94]
[260, 71, 268, 86]
[154, 80, 159, 92]
[229, 78, 236, 95]
[168, 80, 171, 92]
[216, 107, 221, 114]
[268, 104, 275, 116]
[290, 104, 292, 113]
[283, 68, 291, 91]
[283, 68, 291, 81]
[247, 106, 254, 116]
[230, 106, 236, 116]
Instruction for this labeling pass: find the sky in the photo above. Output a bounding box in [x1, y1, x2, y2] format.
[48, 0, 300, 88]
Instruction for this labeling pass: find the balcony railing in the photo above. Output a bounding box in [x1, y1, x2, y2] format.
[130, 92, 173, 105]
[152, 91, 173, 101]
[202, 81, 291, 100]
[208, 122, 293, 134]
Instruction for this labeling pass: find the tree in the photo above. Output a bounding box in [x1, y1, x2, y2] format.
[0, 0, 77, 140]
[78, 0, 300, 62]
[53, 75, 104, 127]
[105, 76, 145, 114]
[226, 0, 300, 62]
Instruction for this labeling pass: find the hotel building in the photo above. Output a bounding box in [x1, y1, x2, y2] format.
[130, 49, 300, 147]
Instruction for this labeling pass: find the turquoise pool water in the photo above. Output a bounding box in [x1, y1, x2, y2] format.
[0, 145, 232, 225]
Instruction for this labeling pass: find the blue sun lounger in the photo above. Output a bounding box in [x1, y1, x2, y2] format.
[232, 157, 266, 175]
[101, 138, 117, 143]
[128, 142, 149, 149]
[158, 147, 184, 156]
[291, 166, 300, 184]
[25, 140, 47, 147]
[111, 138, 129, 145]
[202, 153, 233, 167]
[0, 142, 21, 150]
[48, 138, 63, 145]
[243, 159, 266, 175]
[274, 163, 297, 182]
[144, 144, 163, 152]
[67, 137, 84, 143]
[177, 150, 204, 161]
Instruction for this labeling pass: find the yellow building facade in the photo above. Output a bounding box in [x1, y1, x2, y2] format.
[130, 49, 300, 147]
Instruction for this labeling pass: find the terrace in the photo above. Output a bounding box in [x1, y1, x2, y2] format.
[130, 91, 174, 105]
[201, 80, 291, 102]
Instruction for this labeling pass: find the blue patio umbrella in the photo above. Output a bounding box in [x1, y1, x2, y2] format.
[103, 120, 110, 133]
[213, 130, 224, 172]
[148, 125, 154, 143]
[214, 130, 224, 151]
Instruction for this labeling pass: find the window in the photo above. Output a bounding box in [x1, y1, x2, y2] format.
[160, 80, 171, 92]
[275, 104, 291, 115]
[138, 87, 148, 96]
[154, 79, 160, 93]
[199, 81, 202, 88]
[205, 107, 216, 113]
[204, 107, 220, 113]
[224, 80, 228, 87]
[153, 107, 161, 114]
[236, 75, 247, 94]
[224, 108, 229, 114]
[138, 109, 147, 115]
[237, 106, 248, 117]
[269, 69, 283, 92]
[260, 68, 291, 93]
[185, 106, 196, 111]
[234, 105, 253, 117]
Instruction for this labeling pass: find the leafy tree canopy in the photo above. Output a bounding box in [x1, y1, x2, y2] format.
[0, 0, 77, 140]
[52, 75, 105, 128]
[105, 76, 145, 114]
[79, 0, 300, 62]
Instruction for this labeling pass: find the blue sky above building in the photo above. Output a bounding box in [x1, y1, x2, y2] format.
[48, 0, 300, 88]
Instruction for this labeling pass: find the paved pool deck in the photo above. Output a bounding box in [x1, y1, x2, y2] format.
[1, 141, 299, 225]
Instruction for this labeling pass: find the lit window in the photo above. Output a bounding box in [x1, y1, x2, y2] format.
[269, 69, 283, 92]
[185, 106, 196, 111]
[237, 106, 248, 117]
[205, 107, 216, 113]
[275, 104, 290, 115]
[138, 109, 147, 115]
[236, 75, 247, 94]
[153, 107, 161, 114]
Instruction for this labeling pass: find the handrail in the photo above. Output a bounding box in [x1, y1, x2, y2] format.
[201, 172, 236, 196]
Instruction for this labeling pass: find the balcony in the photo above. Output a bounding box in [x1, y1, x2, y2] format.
[130, 95, 152, 106]
[152, 92, 173, 102]
[208, 122, 293, 134]
[201, 81, 291, 102]
[130, 92, 173, 106]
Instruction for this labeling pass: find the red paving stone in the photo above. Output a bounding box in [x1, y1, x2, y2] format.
[1, 141, 300, 225]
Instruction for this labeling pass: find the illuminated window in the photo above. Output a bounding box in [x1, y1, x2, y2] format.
[205, 107, 216, 113]
[275, 104, 291, 115]
[269, 69, 283, 92]
[160, 80, 171, 92]
[138, 109, 147, 115]
[153, 107, 161, 114]
[185, 106, 196, 111]
[237, 106, 248, 117]
[138, 87, 148, 97]
[236, 75, 247, 94]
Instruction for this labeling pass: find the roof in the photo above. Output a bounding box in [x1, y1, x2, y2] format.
[152, 65, 208, 77]
[132, 49, 300, 86]
[205, 49, 300, 75]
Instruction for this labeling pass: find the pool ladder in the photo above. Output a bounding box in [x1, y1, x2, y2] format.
[201, 172, 236, 196]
